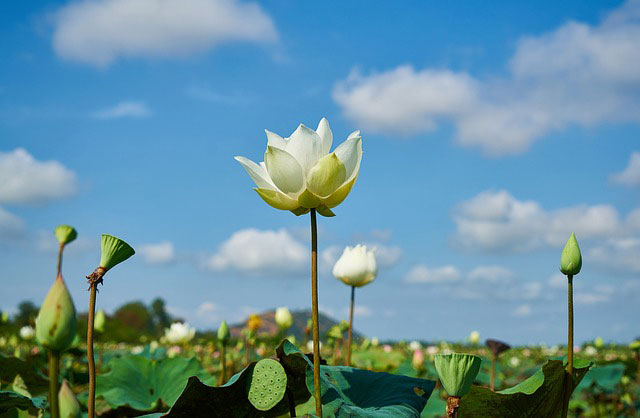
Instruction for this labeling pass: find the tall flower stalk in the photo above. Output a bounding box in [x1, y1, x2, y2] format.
[85, 234, 134, 418]
[332, 244, 377, 366]
[217, 320, 230, 385]
[235, 118, 363, 416]
[560, 232, 581, 417]
[36, 225, 77, 418]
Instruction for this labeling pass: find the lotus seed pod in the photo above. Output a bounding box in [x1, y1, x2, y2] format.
[94, 309, 106, 333]
[560, 233, 582, 276]
[35, 275, 77, 351]
[55, 225, 77, 245]
[247, 358, 287, 411]
[274, 307, 293, 330]
[217, 320, 230, 344]
[434, 353, 482, 397]
[99, 234, 135, 271]
[59, 380, 81, 418]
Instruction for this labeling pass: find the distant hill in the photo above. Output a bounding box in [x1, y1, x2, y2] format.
[229, 309, 363, 342]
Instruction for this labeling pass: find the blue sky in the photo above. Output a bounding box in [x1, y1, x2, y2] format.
[1, 0, 639, 345]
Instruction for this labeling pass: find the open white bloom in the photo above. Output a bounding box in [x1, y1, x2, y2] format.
[164, 322, 195, 345]
[409, 340, 422, 351]
[19, 326, 35, 340]
[274, 307, 293, 330]
[333, 244, 377, 287]
[235, 118, 363, 217]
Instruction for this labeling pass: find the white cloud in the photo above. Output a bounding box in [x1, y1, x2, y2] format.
[0, 207, 25, 239]
[405, 264, 461, 283]
[611, 151, 640, 186]
[575, 285, 615, 305]
[205, 228, 307, 275]
[139, 241, 175, 264]
[343, 305, 373, 318]
[513, 304, 532, 317]
[196, 301, 221, 323]
[91, 101, 151, 119]
[0, 148, 77, 205]
[468, 265, 514, 283]
[52, 0, 278, 67]
[334, 0, 640, 155]
[453, 189, 635, 252]
[589, 238, 640, 274]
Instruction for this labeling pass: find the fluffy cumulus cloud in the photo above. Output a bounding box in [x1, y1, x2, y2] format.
[334, 0, 640, 155]
[205, 228, 307, 275]
[589, 238, 640, 275]
[452, 189, 638, 252]
[52, 0, 278, 67]
[0, 148, 77, 205]
[91, 101, 151, 119]
[139, 241, 175, 265]
[405, 264, 461, 283]
[611, 151, 640, 186]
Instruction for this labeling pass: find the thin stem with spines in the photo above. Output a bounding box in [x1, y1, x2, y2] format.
[87, 282, 97, 418]
[310, 209, 322, 416]
[347, 285, 355, 367]
[219, 344, 226, 386]
[48, 350, 60, 418]
[562, 274, 574, 418]
[57, 243, 64, 277]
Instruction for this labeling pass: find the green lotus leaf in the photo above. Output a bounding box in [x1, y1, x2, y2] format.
[55, 225, 77, 245]
[100, 234, 135, 272]
[161, 339, 436, 417]
[0, 354, 49, 396]
[458, 358, 592, 417]
[434, 353, 482, 397]
[575, 363, 624, 394]
[0, 391, 47, 415]
[96, 354, 211, 412]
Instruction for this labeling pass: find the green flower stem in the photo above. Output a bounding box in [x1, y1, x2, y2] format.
[57, 243, 64, 277]
[310, 208, 322, 417]
[48, 350, 61, 418]
[87, 282, 98, 418]
[490, 353, 497, 391]
[347, 285, 355, 367]
[562, 274, 574, 418]
[219, 343, 226, 386]
[568, 274, 574, 375]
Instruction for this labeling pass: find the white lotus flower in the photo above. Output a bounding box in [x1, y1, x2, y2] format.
[469, 330, 480, 345]
[332, 244, 378, 287]
[235, 118, 363, 217]
[274, 307, 293, 330]
[19, 326, 35, 340]
[164, 322, 195, 345]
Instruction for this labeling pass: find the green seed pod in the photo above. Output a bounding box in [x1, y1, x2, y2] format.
[55, 225, 77, 245]
[35, 275, 77, 352]
[217, 320, 230, 345]
[247, 358, 287, 411]
[100, 234, 135, 271]
[94, 309, 106, 333]
[59, 380, 81, 418]
[560, 233, 582, 276]
[434, 353, 482, 397]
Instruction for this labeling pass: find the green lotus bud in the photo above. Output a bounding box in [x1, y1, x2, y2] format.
[1, 311, 9, 324]
[59, 380, 81, 418]
[55, 225, 77, 245]
[217, 320, 230, 345]
[94, 309, 106, 333]
[100, 234, 135, 271]
[35, 275, 77, 351]
[434, 353, 482, 397]
[560, 233, 582, 276]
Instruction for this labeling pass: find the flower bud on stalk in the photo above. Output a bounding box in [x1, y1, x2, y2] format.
[560, 232, 581, 418]
[59, 380, 81, 418]
[217, 320, 230, 385]
[275, 307, 293, 331]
